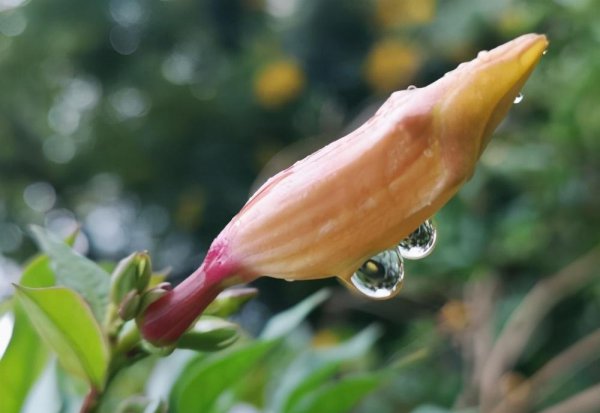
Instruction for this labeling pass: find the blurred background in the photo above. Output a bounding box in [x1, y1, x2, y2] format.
[0, 0, 599, 411]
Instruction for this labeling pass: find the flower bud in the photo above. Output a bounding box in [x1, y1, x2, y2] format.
[141, 33, 548, 345]
[176, 317, 239, 352]
[110, 252, 152, 304]
[204, 287, 258, 317]
[118, 290, 141, 321]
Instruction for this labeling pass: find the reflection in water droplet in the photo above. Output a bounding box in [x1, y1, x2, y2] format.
[542, 49, 547, 55]
[407, 85, 417, 90]
[398, 219, 437, 260]
[350, 249, 404, 299]
[513, 93, 524, 104]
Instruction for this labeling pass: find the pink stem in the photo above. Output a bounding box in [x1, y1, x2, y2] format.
[140, 243, 241, 345]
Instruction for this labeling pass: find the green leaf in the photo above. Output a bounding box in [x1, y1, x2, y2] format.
[13, 285, 110, 389]
[0, 306, 49, 413]
[30, 225, 110, 321]
[171, 340, 276, 413]
[261, 289, 330, 340]
[273, 325, 382, 413]
[289, 373, 384, 413]
[0, 255, 55, 413]
[21, 255, 55, 288]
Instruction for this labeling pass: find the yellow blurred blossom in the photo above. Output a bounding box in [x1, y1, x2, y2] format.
[254, 59, 305, 109]
[311, 329, 341, 348]
[365, 39, 421, 94]
[375, 0, 436, 28]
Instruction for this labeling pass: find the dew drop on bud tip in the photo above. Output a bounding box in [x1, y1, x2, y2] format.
[407, 85, 417, 90]
[398, 219, 437, 260]
[513, 93, 524, 104]
[350, 249, 404, 299]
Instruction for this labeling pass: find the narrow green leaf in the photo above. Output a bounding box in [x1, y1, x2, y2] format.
[289, 373, 383, 413]
[274, 325, 382, 413]
[261, 289, 330, 340]
[13, 285, 110, 389]
[171, 340, 275, 413]
[30, 226, 110, 321]
[0, 255, 55, 413]
[281, 362, 340, 413]
[0, 306, 49, 413]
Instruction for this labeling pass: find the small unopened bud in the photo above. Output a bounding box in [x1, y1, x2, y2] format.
[110, 252, 153, 304]
[118, 290, 141, 321]
[176, 317, 239, 352]
[204, 287, 258, 317]
[141, 339, 175, 356]
[135, 252, 152, 292]
[137, 286, 170, 316]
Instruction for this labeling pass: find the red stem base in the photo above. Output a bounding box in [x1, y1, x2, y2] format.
[140, 244, 240, 345]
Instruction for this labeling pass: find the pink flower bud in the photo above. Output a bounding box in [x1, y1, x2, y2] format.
[141, 33, 548, 345]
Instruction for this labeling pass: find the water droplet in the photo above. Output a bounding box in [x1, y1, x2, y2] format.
[350, 249, 404, 299]
[407, 85, 417, 90]
[477, 50, 488, 58]
[513, 93, 524, 104]
[542, 49, 547, 55]
[398, 219, 437, 260]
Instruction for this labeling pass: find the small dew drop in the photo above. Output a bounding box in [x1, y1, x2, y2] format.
[542, 49, 548, 55]
[407, 85, 417, 90]
[398, 219, 437, 260]
[477, 50, 488, 58]
[513, 93, 524, 104]
[350, 249, 404, 299]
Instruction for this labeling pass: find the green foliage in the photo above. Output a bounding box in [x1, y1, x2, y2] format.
[171, 340, 277, 413]
[30, 226, 110, 321]
[288, 373, 384, 413]
[270, 325, 382, 413]
[261, 289, 330, 340]
[0, 302, 48, 413]
[0, 255, 53, 413]
[13, 285, 109, 388]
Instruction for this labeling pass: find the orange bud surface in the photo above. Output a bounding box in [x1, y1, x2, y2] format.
[141, 34, 548, 344]
[221, 33, 548, 285]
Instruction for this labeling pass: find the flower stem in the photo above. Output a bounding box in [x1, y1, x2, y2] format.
[80, 387, 99, 413]
[140, 244, 242, 345]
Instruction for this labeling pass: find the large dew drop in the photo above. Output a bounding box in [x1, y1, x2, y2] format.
[350, 249, 404, 299]
[398, 219, 437, 260]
